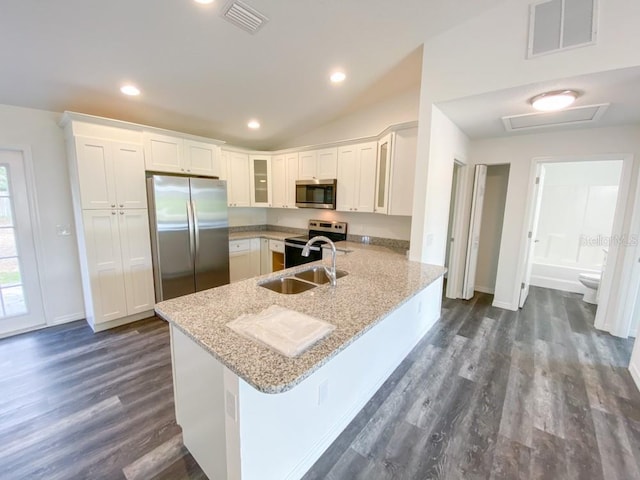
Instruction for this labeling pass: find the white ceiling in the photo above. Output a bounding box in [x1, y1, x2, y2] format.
[437, 66, 640, 139]
[0, 0, 503, 149]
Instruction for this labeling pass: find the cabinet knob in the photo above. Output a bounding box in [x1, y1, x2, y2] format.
[111, 204, 116, 208]
[120, 211, 125, 215]
[354, 208, 358, 211]
[111, 211, 116, 215]
[119, 204, 124, 208]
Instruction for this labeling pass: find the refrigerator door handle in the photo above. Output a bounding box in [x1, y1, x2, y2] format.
[186, 200, 195, 262]
[192, 200, 200, 259]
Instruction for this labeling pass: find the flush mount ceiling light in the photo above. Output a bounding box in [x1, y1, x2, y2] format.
[330, 71, 346, 84]
[194, 0, 214, 4]
[120, 84, 141, 96]
[529, 90, 579, 111]
[247, 120, 260, 129]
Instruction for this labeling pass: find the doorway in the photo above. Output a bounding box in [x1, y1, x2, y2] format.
[0, 148, 45, 337]
[462, 164, 510, 299]
[519, 155, 634, 336]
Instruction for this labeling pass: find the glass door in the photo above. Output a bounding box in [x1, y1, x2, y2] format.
[0, 149, 45, 336]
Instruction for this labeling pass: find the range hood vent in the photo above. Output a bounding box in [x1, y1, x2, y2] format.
[502, 103, 609, 132]
[221, 0, 269, 34]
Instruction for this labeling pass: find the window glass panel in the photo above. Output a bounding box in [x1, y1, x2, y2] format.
[0, 257, 21, 287]
[2, 285, 26, 316]
[0, 166, 9, 195]
[0, 228, 17, 257]
[0, 198, 12, 226]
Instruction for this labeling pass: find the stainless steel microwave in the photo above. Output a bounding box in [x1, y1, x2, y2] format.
[295, 179, 337, 209]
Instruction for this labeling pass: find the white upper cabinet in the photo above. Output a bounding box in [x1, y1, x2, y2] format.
[75, 137, 146, 210]
[271, 153, 298, 208]
[224, 150, 251, 207]
[144, 132, 221, 178]
[183, 139, 222, 177]
[374, 127, 417, 216]
[297, 147, 337, 180]
[249, 155, 272, 207]
[337, 142, 377, 213]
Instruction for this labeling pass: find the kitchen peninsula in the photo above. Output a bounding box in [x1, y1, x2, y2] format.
[155, 243, 445, 480]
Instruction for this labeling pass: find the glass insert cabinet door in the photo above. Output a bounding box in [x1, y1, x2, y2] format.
[250, 156, 272, 207]
[375, 133, 393, 214]
[0, 149, 45, 336]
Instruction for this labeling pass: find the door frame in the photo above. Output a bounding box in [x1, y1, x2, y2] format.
[517, 153, 634, 336]
[0, 145, 47, 337]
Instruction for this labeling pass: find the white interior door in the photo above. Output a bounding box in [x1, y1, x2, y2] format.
[0, 149, 45, 336]
[519, 165, 546, 308]
[462, 165, 487, 300]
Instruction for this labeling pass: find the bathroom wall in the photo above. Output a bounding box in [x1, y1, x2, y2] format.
[531, 160, 623, 292]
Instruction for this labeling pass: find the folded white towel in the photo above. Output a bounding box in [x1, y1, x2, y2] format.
[227, 305, 335, 357]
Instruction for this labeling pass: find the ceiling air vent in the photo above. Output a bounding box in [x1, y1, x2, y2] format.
[221, 0, 269, 34]
[528, 0, 597, 58]
[502, 103, 609, 132]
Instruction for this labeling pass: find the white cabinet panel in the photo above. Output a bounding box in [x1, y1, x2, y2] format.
[119, 210, 155, 315]
[144, 132, 183, 173]
[75, 138, 115, 209]
[82, 210, 127, 323]
[272, 153, 298, 208]
[225, 151, 251, 207]
[229, 238, 260, 282]
[184, 140, 221, 177]
[317, 147, 338, 179]
[388, 127, 417, 216]
[113, 143, 147, 209]
[298, 148, 337, 180]
[337, 142, 377, 213]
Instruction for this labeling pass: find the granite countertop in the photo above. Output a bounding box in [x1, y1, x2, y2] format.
[155, 242, 446, 394]
[229, 230, 294, 242]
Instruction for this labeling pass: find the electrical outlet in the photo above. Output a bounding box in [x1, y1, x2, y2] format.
[56, 224, 72, 236]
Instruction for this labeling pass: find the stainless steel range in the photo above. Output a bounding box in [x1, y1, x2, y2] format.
[284, 220, 347, 268]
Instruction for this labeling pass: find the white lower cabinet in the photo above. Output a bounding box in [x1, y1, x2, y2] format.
[81, 209, 155, 327]
[229, 239, 261, 282]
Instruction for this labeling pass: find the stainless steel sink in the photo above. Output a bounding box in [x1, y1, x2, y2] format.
[294, 266, 348, 285]
[259, 277, 317, 294]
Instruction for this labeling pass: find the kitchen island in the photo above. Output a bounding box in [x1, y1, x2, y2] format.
[155, 243, 445, 480]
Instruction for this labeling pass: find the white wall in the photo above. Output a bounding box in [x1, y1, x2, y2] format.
[0, 104, 84, 325]
[410, 105, 469, 263]
[266, 209, 411, 241]
[468, 125, 640, 310]
[475, 164, 509, 294]
[411, 0, 640, 272]
[277, 88, 420, 149]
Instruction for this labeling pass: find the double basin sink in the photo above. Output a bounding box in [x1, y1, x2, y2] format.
[259, 266, 348, 294]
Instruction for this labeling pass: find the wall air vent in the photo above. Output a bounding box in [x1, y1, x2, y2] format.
[502, 103, 609, 132]
[528, 0, 597, 58]
[221, 0, 269, 34]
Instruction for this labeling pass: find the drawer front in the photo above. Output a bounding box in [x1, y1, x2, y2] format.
[269, 240, 285, 253]
[229, 239, 252, 253]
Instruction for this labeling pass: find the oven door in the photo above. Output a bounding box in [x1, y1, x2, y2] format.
[284, 242, 322, 268]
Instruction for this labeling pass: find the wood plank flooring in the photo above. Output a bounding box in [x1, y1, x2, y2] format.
[0, 286, 638, 479]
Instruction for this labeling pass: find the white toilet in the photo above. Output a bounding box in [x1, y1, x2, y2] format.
[578, 272, 601, 304]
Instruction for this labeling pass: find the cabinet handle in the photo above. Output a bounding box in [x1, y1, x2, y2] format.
[354, 208, 358, 211]
[119, 204, 124, 208]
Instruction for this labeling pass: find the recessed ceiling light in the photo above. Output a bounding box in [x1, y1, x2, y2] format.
[530, 90, 579, 111]
[194, 0, 214, 4]
[248, 120, 260, 129]
[120, 84, 141, 96]
[330, 71, 346, 84]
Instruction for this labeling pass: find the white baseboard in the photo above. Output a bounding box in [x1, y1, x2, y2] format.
[492, 300, 518, 311]
[474, 285, 495, 294]
[530, 275, 585, 294]
[49, 312, 85, 326]
[630, 361, 640, 393]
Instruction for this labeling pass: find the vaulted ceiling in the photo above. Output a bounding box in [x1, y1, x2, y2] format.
[0, 0, 503, 149]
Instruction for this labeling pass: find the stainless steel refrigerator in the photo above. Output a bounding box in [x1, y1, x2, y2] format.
[147, 175, 230, 301]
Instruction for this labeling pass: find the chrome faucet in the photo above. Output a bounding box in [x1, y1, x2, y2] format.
[302, 235, 337, 287]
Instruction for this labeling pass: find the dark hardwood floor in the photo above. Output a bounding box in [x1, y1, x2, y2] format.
[1, 286, 638, 479]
